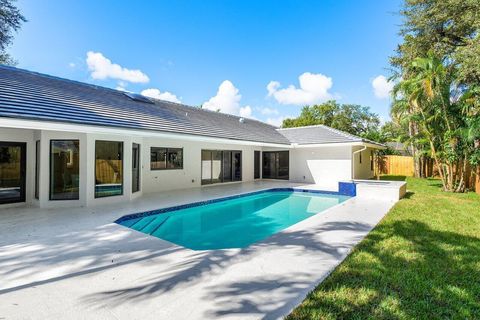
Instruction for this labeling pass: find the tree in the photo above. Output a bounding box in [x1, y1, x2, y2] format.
[0, 0, 26, 65]
[393, 53, 479, 191]
[281, 100, 380, 138]
[390, 0, 480, 192]
[391, 0, 480, 85]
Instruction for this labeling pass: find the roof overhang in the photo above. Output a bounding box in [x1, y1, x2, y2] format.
[292, 141, 386, 149]
[0, 117, 293, 148]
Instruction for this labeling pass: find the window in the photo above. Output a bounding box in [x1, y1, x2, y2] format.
[201, 150, 242, 185]
[254, 151, 260, 179]
[95, 140, 123, 198]
[0, 142, 26, 204]
[359, 152, 362, 164]
[151, 147, 183, 170]
[35, 140, 40, 199]
[50, 140, 79, 200]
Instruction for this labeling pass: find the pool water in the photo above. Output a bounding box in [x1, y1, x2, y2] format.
[117, 190, 350, 250]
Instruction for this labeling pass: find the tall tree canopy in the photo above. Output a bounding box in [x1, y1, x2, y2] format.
[391, 0, 480, 192]
[391, 0, 480, 84]
[281, 100, 380, 138]
[0, 0, 26, 65]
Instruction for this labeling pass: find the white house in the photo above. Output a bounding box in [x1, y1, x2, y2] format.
[0, 66, 384, 208]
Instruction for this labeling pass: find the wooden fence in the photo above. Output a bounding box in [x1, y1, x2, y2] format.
[375, 155, 479, 194]
[375, 155, 415, 177]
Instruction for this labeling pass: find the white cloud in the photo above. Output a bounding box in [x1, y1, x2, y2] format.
[68, 62, 76, 68]
[239, 105, 252, 118]
[372, 75, 393, 99]
[267, 72, 333, 105]
[86, 51, 149, 83]
[259, 107, 279, 115]
[266, 115, 291, 127]
[141, 88, 181, 103]
[203, 80, 254, 118]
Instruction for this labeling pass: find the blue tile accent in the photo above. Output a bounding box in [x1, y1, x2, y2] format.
[338, 181, 356, 196]
[115, 187, 353, 224]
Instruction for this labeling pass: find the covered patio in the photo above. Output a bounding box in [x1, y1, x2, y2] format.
[0, 181, 398, 319]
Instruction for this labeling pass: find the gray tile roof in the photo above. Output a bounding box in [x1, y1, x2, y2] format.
[277, 125, 385, 147]
[0, 66, 291, 145]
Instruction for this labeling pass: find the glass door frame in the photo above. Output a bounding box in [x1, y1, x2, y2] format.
[0, 141, 27, 204]
[262, 151, 289, 180]
[132, 143, 140, 193]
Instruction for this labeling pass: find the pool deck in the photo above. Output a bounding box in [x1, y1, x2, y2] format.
[0, 181, 399, 320]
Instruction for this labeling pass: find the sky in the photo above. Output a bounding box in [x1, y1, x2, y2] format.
[10, 0, 402, 126]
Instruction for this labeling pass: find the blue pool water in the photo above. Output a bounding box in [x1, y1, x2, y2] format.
[117, 190, 350, 250]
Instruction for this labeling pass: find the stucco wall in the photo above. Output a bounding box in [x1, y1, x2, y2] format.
[352, 146, 375, 179]
[1, 126, 377, 208]
[289, 146, 353, 190]
[0, 127, 264, 208]
[141, 136, 261, 194]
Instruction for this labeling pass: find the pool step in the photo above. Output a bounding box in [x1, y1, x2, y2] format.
[149, 217, 170, 235]
[130, 216, 156, 231]
[141, 216, 169, 234]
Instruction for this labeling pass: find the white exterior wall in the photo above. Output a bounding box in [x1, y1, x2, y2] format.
[0, 127, 265, 208]
[141, 136, 260, 193]
[352, 146, 375, 180]
[1, 124, 378, 209]
[289, 146, 353, 190]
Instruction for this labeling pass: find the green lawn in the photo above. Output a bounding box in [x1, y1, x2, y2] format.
[287, 177, 480, 319]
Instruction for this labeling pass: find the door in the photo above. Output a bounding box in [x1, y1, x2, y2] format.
[132, 143, 140, 193]
[262, 151, 289, 180]
[254, 151, 260, 179]
[0, 142, 26, 204]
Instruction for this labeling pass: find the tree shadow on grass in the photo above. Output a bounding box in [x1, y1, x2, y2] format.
[287, 219, 480, 319]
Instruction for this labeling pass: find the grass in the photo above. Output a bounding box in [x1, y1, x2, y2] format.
[287, 177, 480, 319]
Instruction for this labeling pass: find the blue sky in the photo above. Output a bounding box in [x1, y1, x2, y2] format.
[11, 0, 402, 125]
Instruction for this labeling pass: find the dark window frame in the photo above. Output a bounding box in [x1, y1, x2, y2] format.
[254, 150, 261, 179]
[0, 141, 26, 204]
[49, 139, 80, 201]
[94, 140, 124, 199]
[35, 140, 40, 199]
[262, 151, 289, 180]
[150, 147, 183, 170]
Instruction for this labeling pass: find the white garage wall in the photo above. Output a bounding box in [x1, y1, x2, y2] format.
[289, 146, 353, 191]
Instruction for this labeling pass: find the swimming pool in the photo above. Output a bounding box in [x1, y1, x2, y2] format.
[116, 189, 351, 250]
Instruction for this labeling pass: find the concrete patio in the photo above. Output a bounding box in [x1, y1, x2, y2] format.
[0, 181, 399, 319]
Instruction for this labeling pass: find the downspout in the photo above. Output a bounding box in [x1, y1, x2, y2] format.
[351, 145, 367, 181]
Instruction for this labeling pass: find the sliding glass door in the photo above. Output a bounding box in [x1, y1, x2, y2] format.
[262, 151, 289, 180]
[201, 150, 242, 185]
[0, 142, 26, 204]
